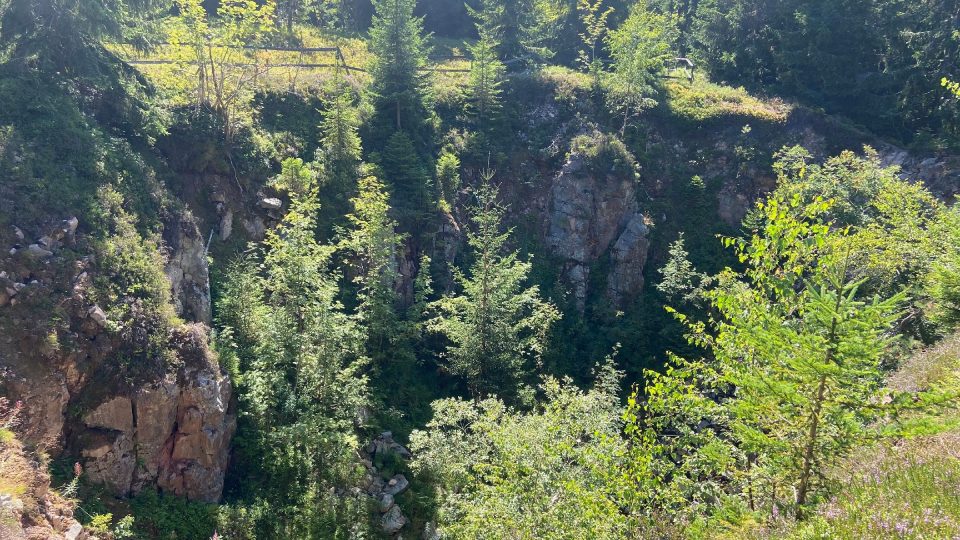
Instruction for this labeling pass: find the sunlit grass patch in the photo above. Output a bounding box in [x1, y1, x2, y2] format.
[664, 76, 792, 123]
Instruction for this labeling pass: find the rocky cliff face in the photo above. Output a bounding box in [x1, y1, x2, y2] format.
[77, 325, 234, 502]
[0, 211, 235, 503]
[546, 152, 650, 310]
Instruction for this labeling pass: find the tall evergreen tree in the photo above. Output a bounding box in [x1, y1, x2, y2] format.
[316, 72, 363, 219]
[368, 0, 431, 134]
[468, 0, 558, 67]
[342, 175, 405, 365]
[218, 161, 370, 537]
[466, 29, 506, 133]
[380, 131, 434, 233]
[429, 178, 560, 401]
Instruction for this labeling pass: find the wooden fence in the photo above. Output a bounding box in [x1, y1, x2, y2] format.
[119, 43, 470, 74]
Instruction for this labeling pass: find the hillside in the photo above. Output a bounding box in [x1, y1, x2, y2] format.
[1, 0, 959, 538]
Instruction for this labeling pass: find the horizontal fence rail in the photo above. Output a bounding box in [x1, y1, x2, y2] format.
[115, 43, 471, 74]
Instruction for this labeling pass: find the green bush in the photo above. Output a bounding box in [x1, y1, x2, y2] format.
[129, 489, 219, 540]
[569, 131, 638, 176]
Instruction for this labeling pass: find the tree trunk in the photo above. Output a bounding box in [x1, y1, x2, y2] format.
[795, 373, 827, 515]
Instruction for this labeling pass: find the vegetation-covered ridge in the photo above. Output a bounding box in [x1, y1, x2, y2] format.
[0, 0, 959, 539]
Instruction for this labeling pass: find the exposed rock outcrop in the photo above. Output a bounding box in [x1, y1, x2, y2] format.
[546, 152, 650, 309]
[163, 214, 212, 325]
[1, 215, 234, 503]
[76, 326, 235, 502]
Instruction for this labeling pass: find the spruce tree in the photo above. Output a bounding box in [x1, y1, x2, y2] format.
[368, 0, 431, 134]
[316, 73, 363, 224]
[342, 175, 405, 365]
[218, 160, 370, 536]
[380, 131, 434, 233]
[466, 29, 506, 133]
[318, 77, 362, 192]
[468, 0, 557, 67]
[429, 177, 560, 401]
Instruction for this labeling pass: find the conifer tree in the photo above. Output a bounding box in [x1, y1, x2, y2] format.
[342, 175, 405, 365]
[468, 0, 558, 67]
[318, 75, 362, 192]
[429, 177, 560, 401]
[605, 2, 677, 133]
[218, 160, 370, 536]
[627, 194, 906, 521]
[466, 29, 506, 133]
[368, 0, 431, 133]
[381, 131, 434, 232]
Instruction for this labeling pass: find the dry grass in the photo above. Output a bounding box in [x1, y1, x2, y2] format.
[889, 333, 960, 393]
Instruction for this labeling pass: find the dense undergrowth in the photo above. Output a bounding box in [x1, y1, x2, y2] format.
[1, 0, 959, 539]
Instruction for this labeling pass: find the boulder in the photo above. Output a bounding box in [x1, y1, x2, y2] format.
[86, 305, 108, 327]
[378, 492, 395, 513]
[26, 244, 53, 258]
[381, 505, 407, 535]
[386, 474, 410, 496]
[259, 197, 282, 210]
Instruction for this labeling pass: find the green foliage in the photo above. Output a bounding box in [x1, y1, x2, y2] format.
[680, 0, 960, 145]
[129, 489, 218, 539]
[368, 0, 432, 135]
[428, 179, 560, 402]
[435, 150, 461, 207]
[656, 233, 711, 305]
[217, 168, 371, 537]
[341, 174, 407, 367]
[466, 30, 506, 132]
[628, 191, 912, 524]
[468, 0, 562, 67]
[663, 77, 791, 124]
[782, 433, 960, 539]
[576, 0, 614, 82]
[269, 157, 319, 195]
[0, 0, 168, 74]
[605, 1, 678, 132]
[89, 187, 179, 368]
[168, 0, 277, 142]
[569, 130, 637, 176]
[409, 363, 631, 538]
[318, 79, 363, 196]
[765, 147, 960, 341]
[380, 131, 434, 232]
